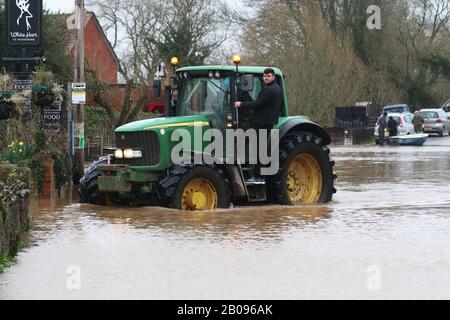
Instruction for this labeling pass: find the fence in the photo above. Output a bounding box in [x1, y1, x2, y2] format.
[86, 125, 115, 161]
[335, 104, 381, 129]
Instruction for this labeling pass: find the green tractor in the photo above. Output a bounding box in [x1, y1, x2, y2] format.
[79, 58, 336, 210]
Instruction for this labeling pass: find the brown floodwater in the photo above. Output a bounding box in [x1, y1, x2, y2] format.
[1, 137, 450, 299]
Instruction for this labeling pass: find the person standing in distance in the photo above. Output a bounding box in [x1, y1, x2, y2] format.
[412, 110, 424, 133]
[378, 111, 388, 145]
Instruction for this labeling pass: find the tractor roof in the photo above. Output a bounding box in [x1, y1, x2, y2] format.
[176, 66, 284, 77]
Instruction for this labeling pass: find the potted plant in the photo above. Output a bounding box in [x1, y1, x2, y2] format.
[31, 66, 63, 108]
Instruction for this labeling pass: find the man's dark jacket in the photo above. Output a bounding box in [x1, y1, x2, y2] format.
[240, 81, 282, 127]
[387, 118, 398, 136]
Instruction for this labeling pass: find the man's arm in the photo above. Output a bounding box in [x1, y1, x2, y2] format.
[236, 88, 271, 109]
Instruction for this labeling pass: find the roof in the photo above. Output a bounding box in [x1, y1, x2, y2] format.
[385, 112, 407, 117]
[384, 104, 408, 108]
[66, 11, 119, 64]
[176, 66, 284, 77]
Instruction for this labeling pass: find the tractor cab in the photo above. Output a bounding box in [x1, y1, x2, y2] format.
[170, 65, 287, 132]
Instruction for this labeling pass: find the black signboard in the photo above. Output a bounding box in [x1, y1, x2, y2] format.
[43, 109, 63, 132]
[5, 0, 43, 47]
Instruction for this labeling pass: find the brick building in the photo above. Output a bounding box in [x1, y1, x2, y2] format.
[67, 11, 118, 84]
[66, 11, 162, 112]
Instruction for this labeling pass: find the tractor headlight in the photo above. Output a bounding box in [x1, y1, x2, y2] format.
[114, 149, 123, 159]
[123, 149, 133, 159]
[123, 149, 143, 159]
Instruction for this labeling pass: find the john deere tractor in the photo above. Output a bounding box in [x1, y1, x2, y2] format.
[79, 57, 336, 210]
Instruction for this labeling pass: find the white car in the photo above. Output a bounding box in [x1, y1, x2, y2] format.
[374, 112, 415, 144]
[442, 99, 450, 118]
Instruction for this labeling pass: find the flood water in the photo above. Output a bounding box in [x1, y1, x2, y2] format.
[1, 136, 450, 299]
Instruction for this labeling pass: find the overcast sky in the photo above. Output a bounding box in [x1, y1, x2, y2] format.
[44, 0, 74, 13]
[44, 0, 244, 13]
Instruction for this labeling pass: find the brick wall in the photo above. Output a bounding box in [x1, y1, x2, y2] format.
[84, 18, 118, 84]
[67, 12, 165, 113]
[87, 85, 165, 113]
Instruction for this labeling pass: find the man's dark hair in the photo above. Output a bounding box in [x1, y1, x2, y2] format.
[264, 68, 275, 76]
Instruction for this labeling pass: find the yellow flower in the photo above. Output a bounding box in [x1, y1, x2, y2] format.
[19, 149, 23, 153]
[19, 141, 24, 146]
[11, 141, 15, 146]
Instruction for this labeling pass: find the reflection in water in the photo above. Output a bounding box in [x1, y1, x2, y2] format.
[2, 139, 450, 299]
[84, 204, 332, 242]
[25, 200, 332, 247]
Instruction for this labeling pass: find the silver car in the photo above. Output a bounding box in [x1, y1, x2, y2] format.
[442, 99, 450, 118]
[420, 108, 450, 137]
[374, 112, 415, 144]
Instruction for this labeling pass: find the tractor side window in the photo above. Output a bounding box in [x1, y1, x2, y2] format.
[249, 77, 263, 100]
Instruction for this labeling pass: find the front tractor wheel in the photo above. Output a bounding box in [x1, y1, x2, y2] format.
[156, 166, 230, 210]
[270, 133, 337, 205]
[78, 156, 108, 204]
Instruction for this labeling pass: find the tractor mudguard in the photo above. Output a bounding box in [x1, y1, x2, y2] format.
[278, 119, 331, 145]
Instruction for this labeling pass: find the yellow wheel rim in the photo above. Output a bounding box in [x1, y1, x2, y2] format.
[286, 153, 322, 205]
[181, 178, 218, 210]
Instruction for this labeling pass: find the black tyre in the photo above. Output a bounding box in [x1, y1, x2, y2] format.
[78, 156, 108, 204]
[155, 165, 231, 210]
[268, 133, 337, 205]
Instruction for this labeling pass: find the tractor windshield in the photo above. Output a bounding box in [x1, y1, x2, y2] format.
[177, 76, 231, 117]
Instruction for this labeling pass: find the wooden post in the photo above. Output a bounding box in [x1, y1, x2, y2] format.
[73, 0, 85, 182]
[100, 134, 104, 157]
[39, 155, 54, 198]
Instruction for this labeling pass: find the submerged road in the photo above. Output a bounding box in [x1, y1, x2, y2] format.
[1, 136, 450, 299]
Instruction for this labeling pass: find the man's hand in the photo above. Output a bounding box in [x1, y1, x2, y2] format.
[235, 101, 242, 108]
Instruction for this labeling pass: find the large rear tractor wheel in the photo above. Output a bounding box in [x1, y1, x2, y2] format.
[78, 156, 109, 205]
[156, 166, 230, 210]
[269, 133, 337, 205]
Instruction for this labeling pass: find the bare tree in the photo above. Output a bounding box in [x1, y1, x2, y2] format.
[154, 0, 231, 66]
[87, 0, 231, 127]
[239, 0, 400, 126]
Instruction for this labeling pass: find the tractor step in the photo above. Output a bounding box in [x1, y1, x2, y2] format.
[245, 179, 267, 202]
[244, 180, 265, 186]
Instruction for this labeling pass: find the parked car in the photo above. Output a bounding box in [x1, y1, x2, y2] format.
[420, 109, 450, 137]
[442, 99, 450, 118]
[383, 104, 410, 114]
[374, 112, 415, 144]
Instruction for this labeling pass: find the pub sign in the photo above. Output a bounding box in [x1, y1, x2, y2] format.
[5, 0, 43, 47]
